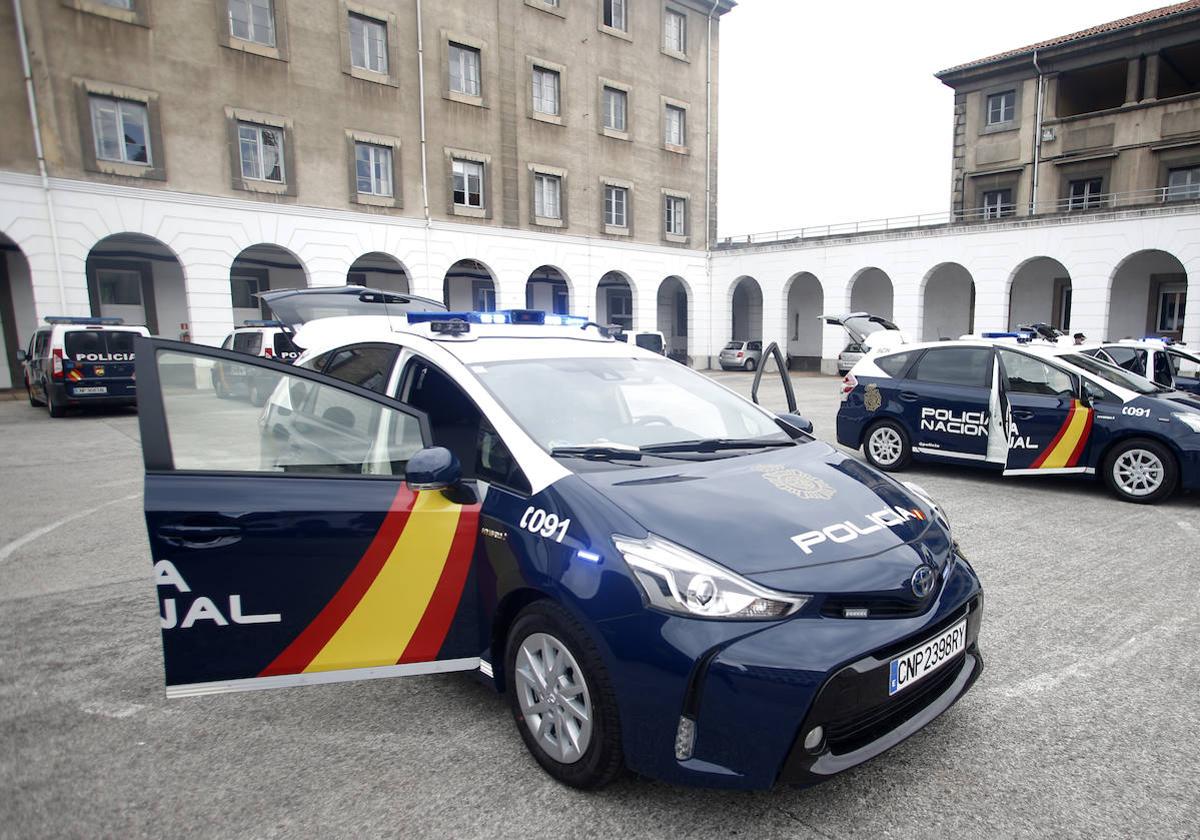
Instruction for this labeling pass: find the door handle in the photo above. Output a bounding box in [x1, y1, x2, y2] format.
[899, 391, 920, 402]
[1012, 409, 1035, 420]
[158, 523, 242, 548]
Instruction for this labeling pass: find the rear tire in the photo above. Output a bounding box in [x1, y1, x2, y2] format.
[744, 358, 756, 372]
[863, 419, 911, 471]
[45, 382, 65, 418]
[1102, 438, 1177, 504]
[505, 601, 623, 790]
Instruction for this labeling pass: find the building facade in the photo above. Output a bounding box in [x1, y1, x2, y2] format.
[0, 0, 732, 388]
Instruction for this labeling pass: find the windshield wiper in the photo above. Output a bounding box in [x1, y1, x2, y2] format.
[550, 444, 643, 461]
[639, 437, 794, 454]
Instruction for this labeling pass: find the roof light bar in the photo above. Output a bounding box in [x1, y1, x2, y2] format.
[982, 331, 1034, 343]
[406, 310, 591, 328]
[243, 319, 284, 327]
[44, 316, 125, 326]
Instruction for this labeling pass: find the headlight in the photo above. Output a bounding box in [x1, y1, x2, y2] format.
[612, 533, 809, 620]
[1173, 412, 1200, 433]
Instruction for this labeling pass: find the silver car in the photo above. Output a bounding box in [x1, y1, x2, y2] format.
[718, 340, 763, 371]
[822, 313, 904, 374]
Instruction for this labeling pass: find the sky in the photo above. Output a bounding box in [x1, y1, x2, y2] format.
[716, 0, 1163, 237]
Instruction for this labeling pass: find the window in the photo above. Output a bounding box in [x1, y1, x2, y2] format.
[876, 351, 917, 378]
[101, 0, 133, 8]
[534, 173, 561, 219]
[1068, 178, 1103, 210]
[322, 344, 398, 393]
[232, 331, 263, 354]
[89, 96, 150, 165]
[349, 13, 387, 74]
[1166, 166, 1200, 201]
[355, 142, 393, 197]
[554, 286, 570, 315]
[532, 66, 560, 116]
[1158, 285, 1187, 333]
[607, 288, 632, 329]
[449, 43, 481, 96]
[603, 0, 626, 30]
[982, 188, 1014, 219]
[665, 104, 686, 146]
[97, 269, 142, 305]
[603, 86, 627, 132]
[997, 349, 1075, 396]
[474, 282, 496, 312]
[452, 158, 484, 207]
[664, 8, 686, 53]
[228, 0, 276, 46]
[230, 275, 262, 309]
[911, 347, 992, 388]
[664, 195, 686, 236]
[1101, 346, 1147, 376]
[675, 289, 687, 336]
[986, 90, 1015, 126]
[238, 122, 285, 182]
[605, 184, 628, 227]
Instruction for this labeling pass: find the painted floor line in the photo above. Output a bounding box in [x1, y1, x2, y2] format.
[0, 492, 140, 564]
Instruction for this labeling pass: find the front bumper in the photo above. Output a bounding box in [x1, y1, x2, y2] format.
[596, 554, 982, 790]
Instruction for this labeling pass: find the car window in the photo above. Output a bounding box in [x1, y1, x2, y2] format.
[1102, 346, 1146, 375]
[876, 350, 917, 378]
[997, 349, 1075, 397]
[1167, 349, 1200, 377]
[400, 358, 527, 491]
[232, 332, 263, 355]
[155, 349, 424, 475]
[723, 342, 742, 350]
[910, 347, 991, 388]
[1061, 353, 1163, 395]
[273, 332, 300, 361]
[298, 349, 334, 372]
[1152, 351, 1174, 386]
[1081, 378, 1121, 405]
[747, 341, 762, 351]
[322, 344, 398, 394]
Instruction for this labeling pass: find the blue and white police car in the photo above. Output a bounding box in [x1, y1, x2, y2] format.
[838, 333, 1200, 504]
[1080, 338, 1200, 396]
[135, 299, 982, 790]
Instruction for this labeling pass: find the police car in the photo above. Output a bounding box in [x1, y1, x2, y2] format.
[838, 334, 1200, 504]
[18, 316, 150, 417]
[133, 302, 983, 791]
[1080, 338, 1200, 396]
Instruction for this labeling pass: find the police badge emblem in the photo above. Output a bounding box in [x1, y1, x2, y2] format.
[752, 464, 836, 500]
[864, 383, 882, 412]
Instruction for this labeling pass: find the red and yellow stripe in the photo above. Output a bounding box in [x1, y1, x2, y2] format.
[261, 487, 480, 677]
[1031, 399, 1094, 469]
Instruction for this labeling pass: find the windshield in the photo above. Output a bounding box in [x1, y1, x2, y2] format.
[472, 357, 789, 452]
[635, 334, 664, 353]
[1061, 352, 1164, 395]
[723, 342, 742, 350]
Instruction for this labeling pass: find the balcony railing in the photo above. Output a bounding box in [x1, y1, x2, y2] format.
[717, 186, 1200, 247]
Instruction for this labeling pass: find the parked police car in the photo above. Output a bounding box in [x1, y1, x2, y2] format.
[19, 316, 150, 417]
[1080, 338, 1200, 396]
[134, 300, 983, 791]
[211, 320, 301, 405]
[838, 334, 1200, 504]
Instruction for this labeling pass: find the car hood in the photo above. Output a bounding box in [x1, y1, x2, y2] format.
[579, 442, 946, 586]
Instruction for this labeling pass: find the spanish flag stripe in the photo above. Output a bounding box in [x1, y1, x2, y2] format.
[1040, 401, 1092, 469]
[1065, 409, 1094, 467]
[397, 502, 481, 664]
[259, 485, 416, 677]
[1031, 400, 1078, 469]
[302, 491, 462, 673]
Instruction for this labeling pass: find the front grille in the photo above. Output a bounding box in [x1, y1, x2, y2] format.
[820, 596, 931, 618]
[824, 654, 966, 755]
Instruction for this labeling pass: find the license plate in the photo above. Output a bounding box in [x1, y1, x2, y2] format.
[72, 386, 107, 395]
[888, 618, 967, 696]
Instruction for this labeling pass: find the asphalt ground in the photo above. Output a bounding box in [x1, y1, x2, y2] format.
[1, 370, 1198, 839]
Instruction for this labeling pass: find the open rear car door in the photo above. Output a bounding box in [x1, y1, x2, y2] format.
[136, 338, 483, 697]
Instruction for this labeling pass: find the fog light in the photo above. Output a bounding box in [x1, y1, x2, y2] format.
[803, 726, 824, 752]
[675, 716, 696, 760]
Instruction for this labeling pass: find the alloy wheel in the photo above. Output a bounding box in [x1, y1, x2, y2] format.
[869, 426, 903, 466]
[1113, 448, 1164, 497]
[514, 632, 593, 765]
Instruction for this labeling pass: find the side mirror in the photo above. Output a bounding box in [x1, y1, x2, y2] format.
[406, 446, 462, 491]
[15, 349, 27, 362]
[777, 412, 814, 435]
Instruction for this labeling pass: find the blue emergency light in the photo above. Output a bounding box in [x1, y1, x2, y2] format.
[406, 310, 590, 328]
[982, 331, 1034, 343]
[243, 319, 284, 327]
[44, 316, 125, 326]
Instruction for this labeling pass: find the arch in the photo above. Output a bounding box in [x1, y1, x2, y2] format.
[1007, 256, 1071, 331]
[783, 271, 823, 370]
[1108, 249, 1187, 341]
[525, 265, 571, 314]
[656, 275, 691, 362]
[848, 267, 893, 319]
[443, 258, 496, 311]
[87, 233, 188, 338]
[728, 275, 763, 342]
[348, 252, 410, 293]
[921, 263, 975, 340]
[0, 233, 36, 390]
[230, 243, 309, 326]
[596, 270, 634, 330]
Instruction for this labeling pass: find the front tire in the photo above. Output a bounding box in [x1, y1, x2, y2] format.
[505, 601, 623, 790]
[863, 419, 911, 471]
[1102, 438, 1177, 504]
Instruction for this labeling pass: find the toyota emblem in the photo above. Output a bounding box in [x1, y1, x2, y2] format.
[910, 566, 936, 598]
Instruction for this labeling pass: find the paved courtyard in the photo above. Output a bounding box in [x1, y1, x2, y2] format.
[1, 370, 1197, 839]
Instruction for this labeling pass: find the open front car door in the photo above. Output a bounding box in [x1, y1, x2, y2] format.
[997, 348, 1095, 476]
[135, 338, 482, 698]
